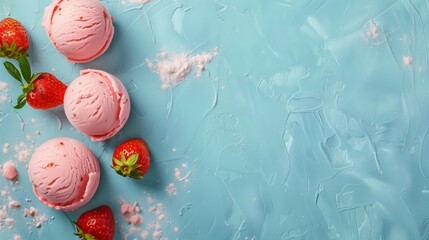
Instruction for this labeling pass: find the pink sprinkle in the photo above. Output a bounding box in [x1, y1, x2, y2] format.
[174, 226, 179, 233]
[8, 200, 20, 209]
[3, 161, 18, 181]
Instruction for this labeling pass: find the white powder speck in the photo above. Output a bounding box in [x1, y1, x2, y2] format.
[0, 82, 9, 102]
[367, 19, 380, 39]
[147, 48, 218, 89]
[129, 0, 151, 4]
[13, 235, 22, 240]
[3, 143, 10, 154]
[165, 183, 177, 196]
[0, 82, 8, 91]
[403, 55, 413, 65]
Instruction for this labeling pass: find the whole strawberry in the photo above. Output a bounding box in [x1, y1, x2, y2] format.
[75, 205, 115, 240]
[3, 54, 66, 109]
[112, 138, 150, 179]
[0, 18, 29, 59]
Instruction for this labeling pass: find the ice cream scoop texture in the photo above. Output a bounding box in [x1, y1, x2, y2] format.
[64, 69, 131, 141]
[42, 0, 114, 63]
[28, 138, 100, 211]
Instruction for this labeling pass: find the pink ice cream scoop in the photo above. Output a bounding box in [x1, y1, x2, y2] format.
[64, 69, 131, 141]
[42, 0, 114, 63]
[28, 138, 100, 211]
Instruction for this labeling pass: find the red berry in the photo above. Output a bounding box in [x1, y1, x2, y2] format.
[112, 138, 151, 179]
[0, 17, 29, 59]
[26, 73, 67, 110]
[75, 205, 115, 240]
[3, 54, 67, 110]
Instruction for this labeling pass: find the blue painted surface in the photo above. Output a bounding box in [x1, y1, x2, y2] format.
[1, 0, 429, 239]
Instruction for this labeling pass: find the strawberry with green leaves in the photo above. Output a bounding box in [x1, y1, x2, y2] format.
[0, 17, 29, 59]
[112, 138, 151, 179]
[75, 205, 115, 240]
[4, 54, 67, 109]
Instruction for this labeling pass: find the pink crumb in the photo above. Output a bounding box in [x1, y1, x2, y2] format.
[174, 226, 179, 233]
[13, 235, 22, 240]
[8, 200, 20, 209]
[152, 230, 162, 239]
[120, 202, 143, 225]
[24, 207, 38, 217]
[165, 183, 177, 196]
[3, 161, 18, 180]
[5, 217, 15, 227]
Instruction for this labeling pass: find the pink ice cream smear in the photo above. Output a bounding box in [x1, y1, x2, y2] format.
[28, 138, 100, 211]
[64, 69, 131, 141]
[42, 0, 114, 63]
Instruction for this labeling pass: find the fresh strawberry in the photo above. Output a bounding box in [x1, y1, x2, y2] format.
[0, 18, 29, 59]
[112, 138, 151, 179]
[3, 54, 66, 109]
[75, 205, 115, 240]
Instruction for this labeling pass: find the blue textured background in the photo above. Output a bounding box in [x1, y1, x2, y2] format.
[1, 0, 429, 239]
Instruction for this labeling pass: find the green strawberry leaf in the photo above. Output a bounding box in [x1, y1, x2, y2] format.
[18, 54, 31, 83]
[113, 158, 123, 167]
[14, 95, 26, 109]
[126, 154, 139, 166]
[3, 61, 22, 83]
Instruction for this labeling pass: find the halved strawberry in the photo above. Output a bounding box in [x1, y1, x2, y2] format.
[3, 54, 66, 109]
[0, 17, 29, 59]
[112, 138, 151, 179]
[75, 205, 115, 240]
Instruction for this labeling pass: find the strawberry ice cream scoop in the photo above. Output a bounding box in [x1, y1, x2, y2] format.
[42, 0, 114, 63]
[64, 69, 131, 141]
[28, 138, 100, 211]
